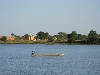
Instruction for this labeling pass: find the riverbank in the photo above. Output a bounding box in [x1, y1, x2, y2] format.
[0, 40, 98, 45]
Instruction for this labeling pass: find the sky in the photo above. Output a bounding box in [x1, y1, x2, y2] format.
[0, 0, 100, 36]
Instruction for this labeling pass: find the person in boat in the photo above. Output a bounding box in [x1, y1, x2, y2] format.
[31, 51, 35, 55]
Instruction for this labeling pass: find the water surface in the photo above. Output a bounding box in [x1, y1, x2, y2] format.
[0, 44, 100, 75]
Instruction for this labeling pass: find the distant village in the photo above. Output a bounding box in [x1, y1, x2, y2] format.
[0, 30, 100, 44]
[0, 35, 35, 41]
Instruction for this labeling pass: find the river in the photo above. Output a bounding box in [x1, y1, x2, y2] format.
[0, 44, 100, 75]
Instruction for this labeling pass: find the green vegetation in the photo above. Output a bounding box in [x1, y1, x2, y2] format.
[0, 30, 100, 44]
[35, 31, 50, 40]
[24, 34, 29, 39]
[87, 30, 99, 44]
[0, 36, 7, 42]
[68, 31, 78, 43]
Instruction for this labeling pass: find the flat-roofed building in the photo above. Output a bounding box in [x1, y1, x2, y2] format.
[0, 36, 3, 39]
[28, 35, 35, 41]
[6, 36, 15, 41]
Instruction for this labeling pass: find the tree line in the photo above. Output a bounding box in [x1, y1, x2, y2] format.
[35, 30, 100, 44]
[0, 30, 100, 44]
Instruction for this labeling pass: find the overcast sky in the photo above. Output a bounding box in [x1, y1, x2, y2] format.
[0, 0, 100, 36]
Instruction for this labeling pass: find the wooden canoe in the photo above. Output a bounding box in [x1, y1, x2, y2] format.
[31, 53, 67, 57]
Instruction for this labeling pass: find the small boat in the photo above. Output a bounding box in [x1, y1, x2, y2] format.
[31, 52, 68, 57]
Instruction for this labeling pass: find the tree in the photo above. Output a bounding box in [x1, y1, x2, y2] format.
[47, 36, 54, 42]
[11, 33, 16, 37]
[68, 31, 78, 43]
[82, 35, 88, 41]
[77, 34, 88, 41]
[87, 30, 99, 44]
[57, 32, 68, 42]
[98, 34, 100, 44]
[36, 31, 50, 40]
[1, 36, 7, 42]
[77, 34, 83, 40]
[44, 32, 50, 39]
[36, 31, 45, 40]
[24, 34, 29, 39]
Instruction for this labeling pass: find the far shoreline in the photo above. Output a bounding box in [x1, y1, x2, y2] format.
[0, 41, 99, 45]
